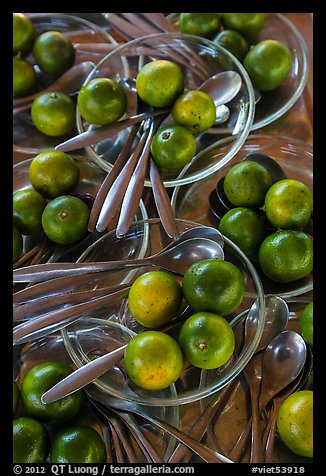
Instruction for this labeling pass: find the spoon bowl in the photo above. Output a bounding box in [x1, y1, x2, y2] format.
[259, 330, 307, 413]
[198, 71, 242, 107]
[243, 153, 287, 183]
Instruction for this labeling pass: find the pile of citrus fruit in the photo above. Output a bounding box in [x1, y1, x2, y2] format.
[176, 13, 292, 92]
[123, 257, 245, 391]
[13, 150, 90, 264]
[13, 361, 105, 463]
[77, 58, 217, 172]
[216, 158, 313, 284]
[13, 13, 77, 137]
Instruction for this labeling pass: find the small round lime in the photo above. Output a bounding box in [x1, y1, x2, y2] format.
[77, 78, 127, 126]
[13, 417, 50, 463]
[20, 361, 83, 423]
[29, 150, 80, 199]
[150, 125, 197, 170]
[13, 56, 37, 97]
[171, 90, 216, 134]
[13, 189, 47, 235]
[212, 29, 249, 61]
[50, 426, 105, 463]
[300, 302, 313, 346]
[33, 30, 75, 76]
[223, 161, 273, 208]
[264, 179, 313, 229]
[218, 207, 267, 256]
[42, 195, 90, 245]
[13, 13, 36, 57]
[258, 230, 313, 283]
[31, 91, 76, 137]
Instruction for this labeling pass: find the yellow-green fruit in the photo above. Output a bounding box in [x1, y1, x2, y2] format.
[277, 390, 313, 458]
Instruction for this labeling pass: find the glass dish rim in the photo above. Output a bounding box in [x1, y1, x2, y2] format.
[61, 217, 266, 407]
[75, 31, 256, 188]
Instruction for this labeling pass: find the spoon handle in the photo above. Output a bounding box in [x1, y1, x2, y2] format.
[263, 405, 279, 463]
[116, 118, 161, 238]
[111, 410, 164, 463]
[13, 287, 131, 346]
[126, 407, 233, 464]
[141, 13, 179, 32]
[249, 389, 265, 463]
[55, 109, 168, 153]
[88, 124, 139, 232]
[41, 345, 127, 405]
[95, 127, 150, 232]
[149, 159, 179, 239]
[13, 283, 132, 322]
[13, 257, 151, 283]
[168, 378, 238, 463]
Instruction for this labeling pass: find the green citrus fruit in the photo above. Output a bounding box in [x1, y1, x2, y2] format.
[50, 426, 105, 463]
[13, 189, 46, 235]
[13, 225, 23, 263]
[13, 13, 36, 57]
[33, 30, 75, 76]
[13, 56, 37, 97]
[171, 90, 216, 134]
[13, 381, 20, 415]
[300, 302, 313, 346]
[31, 91, 76, 137]
[41, 195, 90, 245]
[179, 13, 221, 39]
[221, 13, 265, 39]
[29, 150, 80, 199]
[20, 361, 83, 423]
[258, 230, 313, 283]
[128, 270, 182, 328]
[277, 390, 313, 458]
[264, 179, 313, 229]
[212, 29, 249, 61]
[124, 331, 183, 391]
[243, 39, 292, 91]
[13, 417, 50, 463]
[218, 207, 267, 256]
[136, 59, 184, 108]
[178, 311, 235, 369]
[182, 259, 245, 316]
[150, 125, 197, 170]
[223, 161, 273, 208]
[77, 77, 127, 126]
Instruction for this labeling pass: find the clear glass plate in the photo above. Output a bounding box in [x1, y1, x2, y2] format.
[13, 154, 148, 267]
[171, 134, 313, 299]
[13, 13, 118, 155]
[168, 13, 309, 131]
[61, 218, 266, 408]
[75, 32, 255, 187]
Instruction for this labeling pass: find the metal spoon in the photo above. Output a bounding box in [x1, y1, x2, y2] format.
[55, 71, 243, 153]
[13, 237, 224, 283]
[198, 71, 242, 107]
[263, 345, 312, 462]
[44, 383, 233, 463]
[13, 61, 95, 112]
[229, 296, 289, 462]
[13, 226, 224, 306]
[258, 331, 307, 415]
